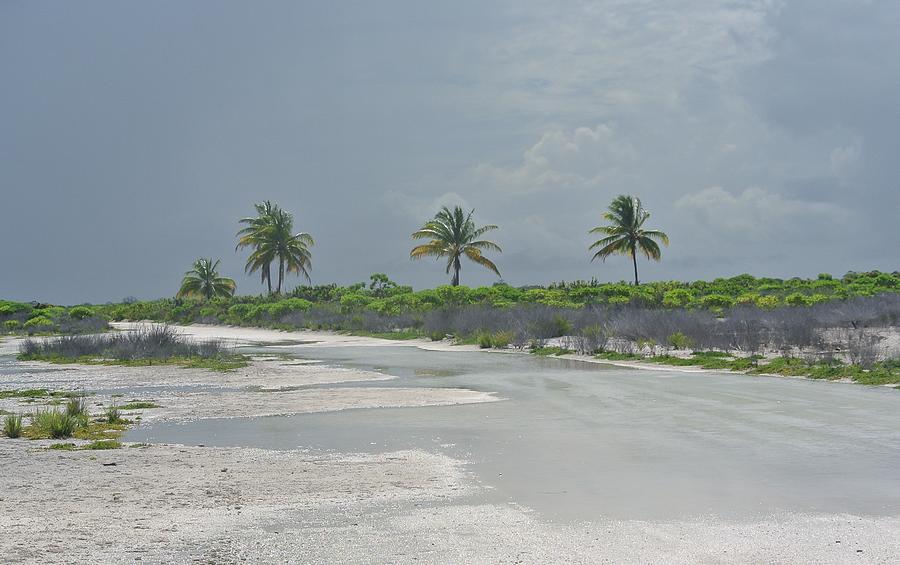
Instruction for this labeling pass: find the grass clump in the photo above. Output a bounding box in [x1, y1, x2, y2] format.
[3, 414, 23, 438]
[595, 351, 643, 361]
[30, 408, 80, 439]
[120, 401, 159, 410]
[70, 420, 129, 442]
[47, 439, 122, 450]
[0, 389, 50, 399]
[84, 439, 121, 450]
[66, 396, 89, 418]
[104, 405, 124, 424]
[49, 442, 76, 450]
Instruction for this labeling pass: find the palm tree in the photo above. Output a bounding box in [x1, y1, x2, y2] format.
[236, 201, 277, 294]
[177, 258, 236, 300]
[236, 202, 314, 294]
[589, 195, 669, 285]
[410, 206, 501, 286]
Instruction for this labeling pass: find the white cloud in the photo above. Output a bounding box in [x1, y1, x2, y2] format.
[470, 124, 635, 195]
[675, 186, 850, 240]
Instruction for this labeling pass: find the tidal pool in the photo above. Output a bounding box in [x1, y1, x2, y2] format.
[127, 345, 900, 522]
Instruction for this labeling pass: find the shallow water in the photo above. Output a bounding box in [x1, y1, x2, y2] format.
[125, 344, 900, 522]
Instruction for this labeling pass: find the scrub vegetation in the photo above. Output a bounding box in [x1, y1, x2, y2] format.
[17, 324, 246, 371]
[0, 300, 108, 336]
[79, 271, 900, 385]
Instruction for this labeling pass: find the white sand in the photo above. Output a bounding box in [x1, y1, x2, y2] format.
[2, 438, 897, 563]
[2, 324, 899, 563]
[111, 321, 485, 352]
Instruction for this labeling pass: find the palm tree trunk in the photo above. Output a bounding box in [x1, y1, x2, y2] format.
[451, 257, 461, 286]
[632, 248, 639, 286]
[277, 258, 285, 294]
[265, 264, 272, 295]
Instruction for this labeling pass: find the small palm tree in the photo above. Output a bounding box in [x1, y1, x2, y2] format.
[236, 202, 314, 294]
[410, 206, 501, 286]
[589, 195, 669, 285]
[177, 258, 236, 299]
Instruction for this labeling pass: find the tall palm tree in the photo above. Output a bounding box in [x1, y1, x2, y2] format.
[589, 195, 669, 286]
[236, 202, 314, 294]
[236, 201, 277, 294]
[177, 258, 236, 300]
[410, 206, 501, 286]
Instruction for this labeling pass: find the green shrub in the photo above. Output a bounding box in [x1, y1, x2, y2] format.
[477, 330, 515, 349]
[0, 300, 32, 317]
[226, 303, 256, 324]
[662, 289, 693, 308]
[667, 332, 693, 350]
[339, 293, 373, 313]
[67, 306, 94, 320]
[4, 320, 20, 330]
[262, 298, 313, 319]
[784, 293, 811, 307]
[699, 294, 735, 310]
[23, 316, 54, 330]
[754, 295, 781, 309]
[490, 331, 515, 349]
[198, 306, 220, 319]
[4, 414, 23, 438]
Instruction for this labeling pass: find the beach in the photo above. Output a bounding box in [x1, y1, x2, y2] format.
[2, 325, 899, 563]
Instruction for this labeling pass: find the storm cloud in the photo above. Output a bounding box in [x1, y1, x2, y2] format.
[1, 0, 897, 303]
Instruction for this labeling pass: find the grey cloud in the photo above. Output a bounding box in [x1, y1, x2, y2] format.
[1, 1, 897, 303]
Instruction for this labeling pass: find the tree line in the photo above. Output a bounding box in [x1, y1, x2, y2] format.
[178, 195, 669, 299]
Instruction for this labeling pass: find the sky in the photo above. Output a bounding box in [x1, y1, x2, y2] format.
[1, 0, 898, 304]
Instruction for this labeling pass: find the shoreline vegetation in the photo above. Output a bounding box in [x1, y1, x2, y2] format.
[3, 270, 900, 386]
